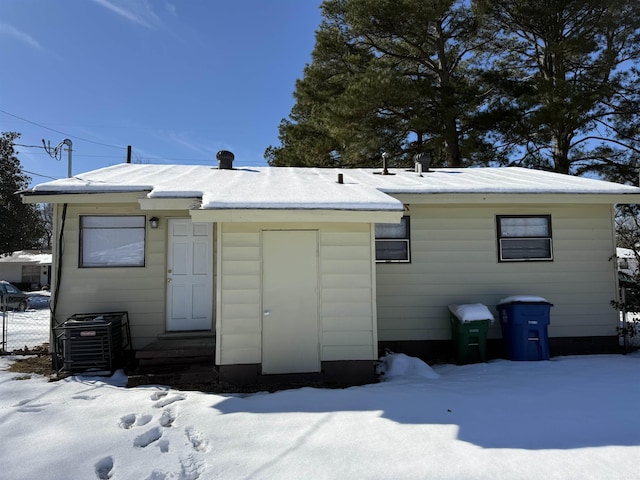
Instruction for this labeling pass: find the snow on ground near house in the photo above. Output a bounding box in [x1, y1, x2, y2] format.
[1, 352, 640, 480]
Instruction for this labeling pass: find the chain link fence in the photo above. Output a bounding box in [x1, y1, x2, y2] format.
[1, 292, 51, 354]
[619, 311, 640, 352]
[617, 286, 640, 353]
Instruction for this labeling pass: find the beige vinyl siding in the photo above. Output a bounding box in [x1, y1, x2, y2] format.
[376, 204, 618, 342]
[52, 204, 201, 349]
[216, 226, 262, 364]
[216, 223, 377, 366]
[320, 230, 377, 361]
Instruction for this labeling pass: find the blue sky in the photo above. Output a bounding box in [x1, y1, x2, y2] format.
[0, 0, 322, 185]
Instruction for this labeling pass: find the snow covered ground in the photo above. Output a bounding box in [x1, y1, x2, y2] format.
[2, 298, 640, 478]
[1, 352, 640, 479]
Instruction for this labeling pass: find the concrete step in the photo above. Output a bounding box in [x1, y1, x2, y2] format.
[128, 336, 217, 387]
[135, 337, 215, 361]
[127, 362, 218, 387]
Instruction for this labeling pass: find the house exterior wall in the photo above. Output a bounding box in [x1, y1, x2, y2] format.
[0, 264, 22, 284]
[51, 203, 377, 363]
[50, 198, 619, 366]
[376, 203, 618, 350]
[51, 203, 203, 349]
[216, 222, 377, 367]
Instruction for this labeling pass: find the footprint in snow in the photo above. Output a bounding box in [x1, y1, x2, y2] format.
[158, 439, 170, 453]
[94, 456, 114, 479]
[119, 413, 152, 429]
[150, 391, 169, 401]
[153, 394, 185, 409]
[159, 409, 175, 428]
[120, 413, 136, 430]
[145, 470, 168, 480]
[13, 399, 49, 412]
[179, 453, 205, 480]
[134, 427, 163, 448]
[185, 427, 209, 453]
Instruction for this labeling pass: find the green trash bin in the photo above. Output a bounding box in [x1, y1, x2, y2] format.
[448, 304, 494, 364]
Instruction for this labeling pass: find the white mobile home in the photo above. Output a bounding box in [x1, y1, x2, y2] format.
[22, 161, 640, 384]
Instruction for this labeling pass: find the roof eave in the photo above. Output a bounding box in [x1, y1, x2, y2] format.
[189, 208, 403, 223]
[21, 191, 152, 204]
[390, 192, 640, 205]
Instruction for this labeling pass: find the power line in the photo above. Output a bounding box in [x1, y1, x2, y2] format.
[15, 143, 45, 149]
[14, 146, 126, 160]
[0, 109, 127, 150]
[23, 169, 59, 180]
[17, 147, 266, 165]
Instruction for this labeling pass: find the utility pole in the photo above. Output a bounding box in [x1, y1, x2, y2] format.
[63, 139, 72, 177]
[43, 138, 73, 177]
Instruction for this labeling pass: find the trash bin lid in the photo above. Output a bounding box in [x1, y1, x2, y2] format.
[498, 295, 551, 305]
[448, 303, 495, 323]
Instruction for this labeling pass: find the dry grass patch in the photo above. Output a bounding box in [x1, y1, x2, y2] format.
[5, 354, 52, 378]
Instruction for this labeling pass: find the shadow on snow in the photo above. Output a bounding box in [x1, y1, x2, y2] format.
[212, 354, 640, 450]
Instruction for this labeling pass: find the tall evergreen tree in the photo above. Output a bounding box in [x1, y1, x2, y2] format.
[0, 132, 45, 255]
[476, 0, 640, 174]
[267, 0, 496, 168]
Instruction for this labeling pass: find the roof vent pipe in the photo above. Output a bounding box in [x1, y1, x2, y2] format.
[414, 152, 431, 173]
[216, 150, 234, 169]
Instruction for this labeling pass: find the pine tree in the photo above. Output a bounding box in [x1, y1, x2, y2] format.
[0, 132, 45, 255]
[267, 0, 497, 168]
[476, 0, 640, 174]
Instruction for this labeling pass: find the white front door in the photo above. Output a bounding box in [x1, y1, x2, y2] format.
[262, 230, 320, 374]
[166, 219, 213, 331]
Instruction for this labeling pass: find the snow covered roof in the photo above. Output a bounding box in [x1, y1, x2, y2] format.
[353, 166, 640, 195]
[0, 250, 52, 265]
[23, 164, 640, 211]
[617, 247, 638, 259]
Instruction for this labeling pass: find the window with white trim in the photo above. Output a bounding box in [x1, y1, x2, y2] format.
[80, 216, 146, 267]
[375, 216, 410, 262]
[497, 215, 552, 262]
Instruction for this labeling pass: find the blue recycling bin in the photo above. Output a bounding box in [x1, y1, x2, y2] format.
[497, 298, 552, 361]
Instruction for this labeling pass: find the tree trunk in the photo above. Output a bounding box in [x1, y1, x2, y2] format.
[435, 20, 462, 167]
